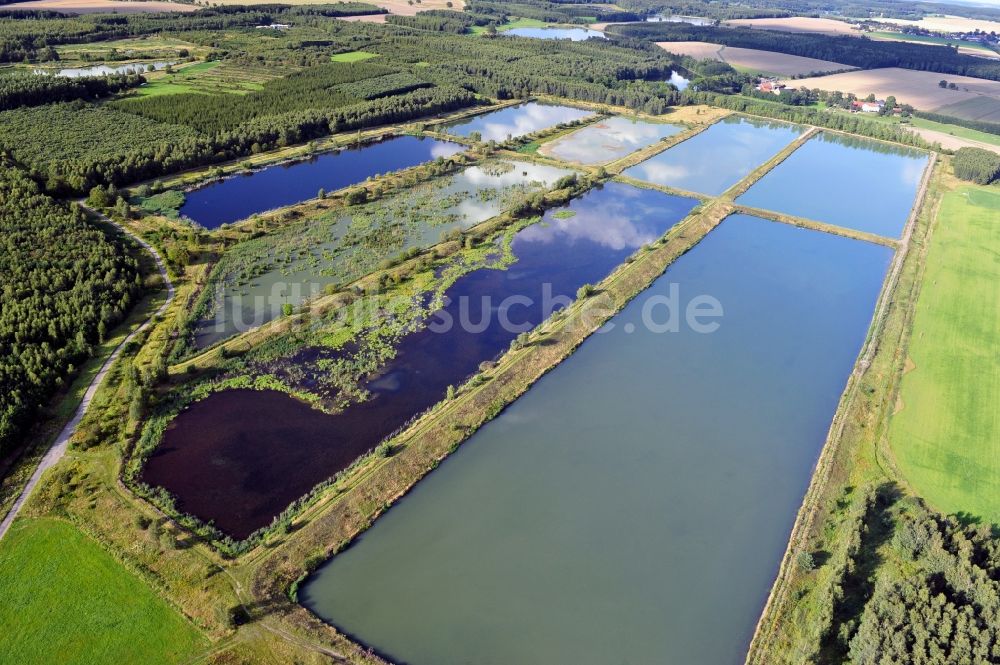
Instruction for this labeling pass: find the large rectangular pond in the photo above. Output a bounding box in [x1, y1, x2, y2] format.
[737, 132, 930, 238]
[178, 135, 464, 229]
[143, 182, 699, 538]
[189, 160, 573, 350]
[440, 101, 594, 142]
[300, 215, 893, 665]
[540, 115, 683, 164]
[622, 115, 804, 195]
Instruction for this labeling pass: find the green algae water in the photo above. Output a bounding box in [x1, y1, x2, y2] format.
[301, 215, 892, 665]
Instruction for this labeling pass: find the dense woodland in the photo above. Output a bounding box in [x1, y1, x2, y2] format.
[609, 22, 1000, 82]
[813, 487, 1000, 664]
[0, 162, 141, 456]
[953, 147, 1000, 184]
[0, 70, 143, 110]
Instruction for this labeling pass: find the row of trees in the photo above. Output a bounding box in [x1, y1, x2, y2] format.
[0, 160, 141, 455]
[0, 70, 143, 110]
[682, 91, 929, 147]
[953, 147, 1000, 184]
[608, 22, 1000, 81]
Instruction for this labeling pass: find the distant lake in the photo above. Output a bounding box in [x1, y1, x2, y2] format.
[506, 27, 607, 40]
[737, 132, 930, 238]
[33, 61, 174, 77]
[648, 14, 714, 25]
[301, 215, 892, 665]
[178, 136, 463, 228]
[541, 116, 683, 164]
[440, 101, 594, 142]
[623, 115, 804, 195]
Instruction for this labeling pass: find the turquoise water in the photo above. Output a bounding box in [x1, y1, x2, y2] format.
[737, 132, 929, 238]
[542, 116, 683, 164]
[301, 215, 892, 665]
[506, 27, 606, 40]
[441, 102, 594, 142]
[623, 115, 804, 195]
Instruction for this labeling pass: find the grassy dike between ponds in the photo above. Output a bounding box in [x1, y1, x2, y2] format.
[744, 153, 940, 665]
[241, 196, 735, 659]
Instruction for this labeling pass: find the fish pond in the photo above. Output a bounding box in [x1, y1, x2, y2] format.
[33, 61, 174, 77]
[144, 182, 699, 538]
[177, 135, 463, 228]
[300, 215, 893, 665]
[540, 116, 683, 164]
[440, 102, 594, 142]
[188, 160, 573, 350]
[737, 132, 930, 238]
[623, 115, 804, 195]
[506, 27, 607, 40]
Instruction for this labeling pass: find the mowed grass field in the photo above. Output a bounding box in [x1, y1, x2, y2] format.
[0, 518, 206, 665]
[890, 183, 1000, 523]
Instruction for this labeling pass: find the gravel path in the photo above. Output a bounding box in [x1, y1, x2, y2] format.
[0, 206, 174, 541]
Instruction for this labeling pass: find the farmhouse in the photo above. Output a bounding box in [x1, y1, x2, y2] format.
[852, 99, 885, 112]
[756, 77, 787, 94]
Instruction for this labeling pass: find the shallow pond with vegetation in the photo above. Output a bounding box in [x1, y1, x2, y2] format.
[541, 115, 683, 164]
[143, 182, 698, 538]
[188, 160, 573, 350]
[737, 132, 930, 238]
[300, 215, 893, 665]
[623, 115, 804, 195]
[440, 101, 594, 142]
[178, 135, 463, 228]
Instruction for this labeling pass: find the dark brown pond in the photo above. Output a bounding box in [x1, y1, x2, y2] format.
[142, 183, 699, 539]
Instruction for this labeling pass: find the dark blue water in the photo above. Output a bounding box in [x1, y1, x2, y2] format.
[144, 182, 699, 538]
[301, 215, 894, 665]
[178, 136, 463, 228]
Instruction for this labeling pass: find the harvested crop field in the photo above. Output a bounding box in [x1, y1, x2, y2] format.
[2, 0, 195, 11]
[724, 17, 860, 35]
[877, 14, 1000, 36]
[787, 67, 1000, 118]
[904, 125, 1000, 154]
[656, 41, 852, 76]
[203, 0, 458, 11]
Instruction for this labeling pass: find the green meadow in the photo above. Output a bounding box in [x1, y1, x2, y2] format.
[0, 519, 206, 665]
[890, 183, 1000, 524]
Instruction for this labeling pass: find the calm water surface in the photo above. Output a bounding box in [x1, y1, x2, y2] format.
[542, 116, 683, 164]
[737, 132, 929, 238]
[623, 115, 804, 195]
[440, 102, 594, 142]
[33, 61, 174, 77]
[506, 27, 606, 40]
[301, 215, 892, 665]
[144, 183, 698, 538]
[178, 136, 463, 228]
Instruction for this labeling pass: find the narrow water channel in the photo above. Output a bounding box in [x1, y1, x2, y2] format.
[142, 183, 698, 538]
[300, 215, 893, 665]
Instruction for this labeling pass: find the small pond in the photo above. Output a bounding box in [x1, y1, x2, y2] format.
[506, 27, 607, 40]
[33, 61, 174, 77]
[622, 115, 804, 195]
[540, 116, 683, 164]
[178, 135, 464, 228]
[440, 101, 594, 143]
